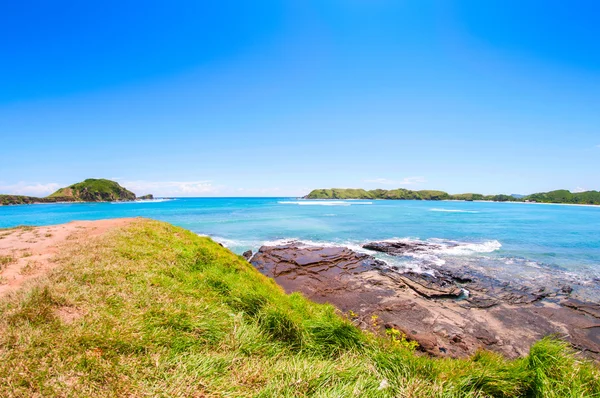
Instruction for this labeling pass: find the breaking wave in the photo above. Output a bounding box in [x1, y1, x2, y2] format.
[111, 198, 175, 204]
[259, 237, 501, 271]
[429, 208, 480, 213]
[278, 201, 372, 206]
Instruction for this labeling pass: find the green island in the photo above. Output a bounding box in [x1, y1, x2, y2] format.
[0, 219, 598, 396]
[0, 179, 151, 206]
[305, 188, 600, 205]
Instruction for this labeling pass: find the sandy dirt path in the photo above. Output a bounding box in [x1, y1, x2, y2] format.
[0, 218, 136, 298]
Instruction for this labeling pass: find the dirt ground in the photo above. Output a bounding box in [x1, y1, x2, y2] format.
[0, 218, 136, 298]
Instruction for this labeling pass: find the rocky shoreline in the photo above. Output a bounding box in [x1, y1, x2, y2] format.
[249, 241, 600, 359]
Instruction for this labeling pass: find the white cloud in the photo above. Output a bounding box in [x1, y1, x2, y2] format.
[118, 180, 222, 197]
[573, 187, 587, 193]
[0, 179, 315, 198]
[0, 182, 61, 196]
[364, 176, 426, 186]
[120, 181, 306, 197]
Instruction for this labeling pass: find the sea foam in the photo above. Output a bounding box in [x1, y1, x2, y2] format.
[278, 201, 372, 206]
[110, 198, 175, 204]
[429, 208, 480, 213]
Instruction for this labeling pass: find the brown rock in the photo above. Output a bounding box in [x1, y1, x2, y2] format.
[250, 242, 600, 359]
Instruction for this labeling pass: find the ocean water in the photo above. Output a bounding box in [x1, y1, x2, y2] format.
[2, 198, 599, 298]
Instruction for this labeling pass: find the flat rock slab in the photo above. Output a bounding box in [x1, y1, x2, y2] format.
[251, 242, 600, 360]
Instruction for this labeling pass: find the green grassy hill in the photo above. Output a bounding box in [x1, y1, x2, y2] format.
[305, 188, 474, 201]
[1, 219, 597, 396]
[48, 178, 136, 202]
[1, 179, 140, 205]
[307, 188, 374, 199]
[526, 189, 600, 205]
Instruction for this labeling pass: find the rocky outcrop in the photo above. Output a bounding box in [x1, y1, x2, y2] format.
[252, 244, 384, 277]
[362, 240, 450, 255]
[137, 194, 154, 200]
[251, 242, 600, 359]
[363, 241, 571, 308]
[0, 195, 78, 206]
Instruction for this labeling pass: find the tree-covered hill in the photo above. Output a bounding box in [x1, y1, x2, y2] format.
[305, 188, 600, 205]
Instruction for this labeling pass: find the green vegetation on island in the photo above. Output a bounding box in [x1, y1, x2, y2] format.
[0, 195, 73, 206]
[0, 219, 598, 396]
[48, 178, 136, 202]
[305, 188, 600, 205]
[0, 179, 145, 205]
[525, 189, 600, 205]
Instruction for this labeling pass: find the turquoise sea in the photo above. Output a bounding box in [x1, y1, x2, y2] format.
[1, 198, 599, 299]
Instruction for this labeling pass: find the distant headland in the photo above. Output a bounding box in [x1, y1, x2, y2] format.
[0, 179, 153, 206]
[304, 188, 600, 205]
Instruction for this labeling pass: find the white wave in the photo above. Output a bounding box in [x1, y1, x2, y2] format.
[137, 198, 175, 203]
[404, 252, 447, 266]
[278, 201, 372, 206]
[110, 198, 175, 204]
[429, 208, 480, 213]
[499, 257, 543, 269]
[259, 238, 440, 275]
[199, 235, 260, 249]
[389, 259, 438, 275]
[206, 234, 502, 279]
[436, 240, 502, 255]
[211, 237, 244, 247]
[262, 238, 340, 248]
[358, 237, 502, 272]
[260, 238, 375, 256]
[262, 236, 501, 260]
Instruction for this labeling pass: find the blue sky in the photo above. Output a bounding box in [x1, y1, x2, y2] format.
[1, 1, 599, 197]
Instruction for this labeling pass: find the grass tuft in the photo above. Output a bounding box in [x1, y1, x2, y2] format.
[306, 312, 364, 356]
[0, 254, 15, 270]
[7, 286, 61, 326]
[259, 305, 304, 347]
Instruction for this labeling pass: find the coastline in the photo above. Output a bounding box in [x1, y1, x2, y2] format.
[250, 240, 600, 359]
[467, 199, 600, 208]
[299, 197, 600, 208]
[2, 199, 599, 301]
[2, 218, 597, 395]
[3, 195, 599, 208]
[2, 217, 599, 360]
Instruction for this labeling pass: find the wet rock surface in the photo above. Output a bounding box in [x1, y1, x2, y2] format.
[364, 241, 577, 307]
[363, 240, 451, 255]
[242, 250, 253, 260]
[251, 241, 600, 359]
